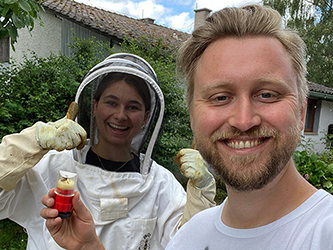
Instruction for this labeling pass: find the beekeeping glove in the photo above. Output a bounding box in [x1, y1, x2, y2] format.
[36, 102, 87, 151]
[175, 148, 214, 189]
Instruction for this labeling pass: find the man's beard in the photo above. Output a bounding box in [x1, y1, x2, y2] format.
[195, 126, 301, 192]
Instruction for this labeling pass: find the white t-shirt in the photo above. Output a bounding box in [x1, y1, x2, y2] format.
[166, 189, 333, 250]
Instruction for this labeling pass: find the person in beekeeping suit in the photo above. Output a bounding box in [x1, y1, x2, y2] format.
[0, 53, 215, 250]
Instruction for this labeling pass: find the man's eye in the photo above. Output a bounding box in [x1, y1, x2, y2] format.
[216, 96, 228, 101]
[260, 93, 273, 98]
[256, 92, 280, 103]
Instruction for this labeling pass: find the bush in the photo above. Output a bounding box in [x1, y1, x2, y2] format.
[0, 53, 78, 136]
[294, 133, 333, 194]
[294, 150, 333, 193]
[0, 36, 114, 137]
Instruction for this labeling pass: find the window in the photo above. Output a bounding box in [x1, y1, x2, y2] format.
[304, 98, 321, 133]
[0, 36, 10, 63]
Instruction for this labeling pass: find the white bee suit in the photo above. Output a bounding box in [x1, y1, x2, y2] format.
[0, 53, 215, 250]
[1, 140, 190, 249]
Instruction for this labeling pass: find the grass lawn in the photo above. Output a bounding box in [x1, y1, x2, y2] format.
[0, 219, 27, 249]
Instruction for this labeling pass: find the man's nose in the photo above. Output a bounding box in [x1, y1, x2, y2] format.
[227, 98, 261, 131]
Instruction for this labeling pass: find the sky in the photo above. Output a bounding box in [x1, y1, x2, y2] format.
[75, 0, 261, 33]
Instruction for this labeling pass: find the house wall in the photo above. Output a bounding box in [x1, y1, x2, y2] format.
[9, 8, 116, 63]
[300, 99, 333, 153]
[10, 9, 62, 63]
[61, 18, 114, 58]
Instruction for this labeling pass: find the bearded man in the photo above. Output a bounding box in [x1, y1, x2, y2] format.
[166, 4, 333, 250]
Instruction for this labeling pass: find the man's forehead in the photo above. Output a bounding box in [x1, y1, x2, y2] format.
[193, 37, 296, 89]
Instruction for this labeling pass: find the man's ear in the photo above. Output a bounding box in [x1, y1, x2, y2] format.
[300, 99, 307, 131]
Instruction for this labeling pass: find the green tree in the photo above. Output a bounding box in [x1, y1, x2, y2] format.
[262, 0, 333, 87]
[0, 0, 43, 49]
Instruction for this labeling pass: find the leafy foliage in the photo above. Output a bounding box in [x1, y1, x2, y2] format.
[0, 37, 111, 139]
[0, 0, 43, 50]
[294, 150, 333, 193]
[294, 133, 333, 194]
[262, 0, 333, 88]
[0, 53, 79, 136]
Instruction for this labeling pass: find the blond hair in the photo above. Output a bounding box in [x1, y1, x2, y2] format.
[177, 5, 308, 108]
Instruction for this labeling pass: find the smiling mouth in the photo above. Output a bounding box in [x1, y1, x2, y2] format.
[108, 123, 129, 131]
[225, 138, 266, 149]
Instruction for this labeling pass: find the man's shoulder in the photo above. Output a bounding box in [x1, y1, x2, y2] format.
[166, 205, 222, 250]
[185, 204, 222, 225]
[313, 189, 333, 207]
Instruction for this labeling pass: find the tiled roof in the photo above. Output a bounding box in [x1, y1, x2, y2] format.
[308, 81, 333, 95]
[41, 0, 190, 46]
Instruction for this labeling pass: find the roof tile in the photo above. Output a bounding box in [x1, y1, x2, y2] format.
[41, 0, 190, 45]
[308, 81, 333, 95]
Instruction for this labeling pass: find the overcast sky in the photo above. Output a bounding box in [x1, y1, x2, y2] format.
[75, 0, 262, 33]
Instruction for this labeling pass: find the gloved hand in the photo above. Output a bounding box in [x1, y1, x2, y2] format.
[36, 102, 87, 151]
[175, 148, 214, 189]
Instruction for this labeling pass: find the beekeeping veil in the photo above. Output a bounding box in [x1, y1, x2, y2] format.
[74, 53, 164, 174]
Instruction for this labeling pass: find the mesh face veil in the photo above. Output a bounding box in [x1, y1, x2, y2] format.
[74, 53, 164, 174]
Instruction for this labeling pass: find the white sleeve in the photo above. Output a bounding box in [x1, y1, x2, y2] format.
[0, 124, 49, 191]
